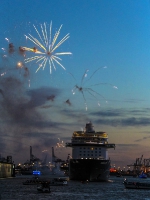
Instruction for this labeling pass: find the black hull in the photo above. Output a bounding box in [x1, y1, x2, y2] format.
[69, 159, 110, 181]
[123, 179, 150, 189]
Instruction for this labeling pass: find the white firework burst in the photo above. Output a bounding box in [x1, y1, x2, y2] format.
[22, 22, 72, 73]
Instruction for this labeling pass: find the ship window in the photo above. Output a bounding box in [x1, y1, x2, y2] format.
[88, 154, 89, 156]
[95, 148, 97, 150]
[95, 151, 97, 153]
[84, 154, 85, 156]
[91, 154, 93, 156]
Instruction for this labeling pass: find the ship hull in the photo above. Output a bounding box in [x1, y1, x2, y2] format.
[69, 159, 110, 181]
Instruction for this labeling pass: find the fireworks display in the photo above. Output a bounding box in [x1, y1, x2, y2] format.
[72, 67, 118, 110]
[56, 138, 65, 148]
[22, 22, 72, 73]
[0, 20, 118, 162]
[0, 25, 117, 111]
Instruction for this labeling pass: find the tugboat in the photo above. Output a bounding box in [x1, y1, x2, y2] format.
[66, 122, 115, 181]
[123, 178, 150, 189]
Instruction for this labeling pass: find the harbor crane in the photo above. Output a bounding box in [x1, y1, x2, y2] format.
[52, 147, 64, 163]
[127, 155, 143, 172]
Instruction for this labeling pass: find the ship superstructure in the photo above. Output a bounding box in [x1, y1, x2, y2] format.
[66, 122, 115, 181]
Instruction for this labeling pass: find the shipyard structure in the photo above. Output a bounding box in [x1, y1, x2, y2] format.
[66, 122, 115, 181]
[0, 156, 15, 178]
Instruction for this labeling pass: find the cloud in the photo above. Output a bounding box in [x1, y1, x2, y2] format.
[91, 109, 123, 117]
[0, 76, 61, 126]
[27, 87, 60, 108]
[116, 143, 140, 147]
[0, 75, 64, 162]
[91, 108, 150, 127]
[134, 136, 150, 142]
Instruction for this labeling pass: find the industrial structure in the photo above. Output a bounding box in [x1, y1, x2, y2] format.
[52, 147, 64, 163]
[127, 155, 150, 174]
[0, 155, 15, 178]
[16, 146, 50, 175]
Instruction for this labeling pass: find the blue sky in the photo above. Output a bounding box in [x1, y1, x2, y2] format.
[0, 0, 150, 168]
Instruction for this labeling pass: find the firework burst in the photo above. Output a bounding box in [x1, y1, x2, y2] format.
[0, 39, 30, 86]
[72, 67, 118, 110]
[56, 138, 65, 148]
[22, 22, 72, 73]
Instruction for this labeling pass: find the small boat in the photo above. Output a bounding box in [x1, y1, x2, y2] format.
[139, 172, 147, 179]
[81, 180, 89, 184]
[23, 176, 68, 186]
[50, 177, 68, 186]
[37, 181, 51, 193]
[23, 176, 42, 185]
[123, 178, 150, 189]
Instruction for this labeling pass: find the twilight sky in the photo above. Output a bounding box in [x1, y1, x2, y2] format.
[0, 0, 150, 168]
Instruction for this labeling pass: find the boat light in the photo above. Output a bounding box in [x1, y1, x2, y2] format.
[33, 171, 41, 175]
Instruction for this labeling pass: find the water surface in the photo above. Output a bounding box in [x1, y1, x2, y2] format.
[0, 176, 150, 200]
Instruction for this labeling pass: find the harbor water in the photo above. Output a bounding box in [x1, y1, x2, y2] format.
[1, 176, 150, 200]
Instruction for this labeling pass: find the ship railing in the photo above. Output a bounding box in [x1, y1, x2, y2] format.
[71, 141, 108, 144]
[66, 142, 115, 149]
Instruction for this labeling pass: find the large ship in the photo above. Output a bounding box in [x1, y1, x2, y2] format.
[66, 122, 115, 181]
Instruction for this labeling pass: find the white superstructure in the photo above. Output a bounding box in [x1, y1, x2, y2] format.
[66, 121, 115, 160]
